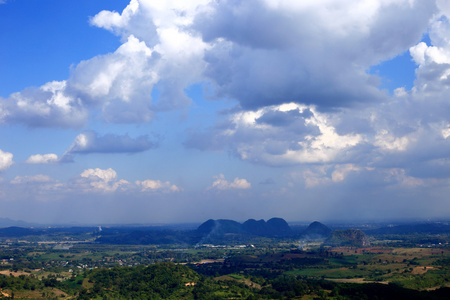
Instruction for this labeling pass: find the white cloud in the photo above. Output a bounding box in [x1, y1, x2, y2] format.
[91, 0, 211, 43]
[75, 0, 211, 118]
[23, 131, 158, 165]
[26, 153, 59, 164]
[210, 174, 251, 190]
[302, 167, 330, 188]
[410, 42, 450, 66]
[68, 35, 160, 123]
[300, 164, 428, 191]
[90, 0, 140, 33]
[331, 164, 361, 183]
[0, 149, 14, 171]
[2, 0, 438, 129]
[302, 164, 362, 188]
[62, 131, 157, 161]
[195, 0, 436, 109]
[0, 168, 183, 207]
[384, 168, 425, 187]
[77, 168, 130, 193]
[410, 7, 450, 67]
[3, 0, 450, 221]
[186, 103, 362, 166]
[0, 80, 88, 128]
[442, 125, 450, 139]
[280, 110, 363, 164]
[1, 1, 212, 128]
[76, 168, 181, 194]
[81, 168, 118, 182]
[136, 180, 180, 192]
[374, 129, 412, 151]
[409, 6, 450, 96]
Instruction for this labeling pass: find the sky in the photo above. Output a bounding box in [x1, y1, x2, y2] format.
[0, 0, 450, 225]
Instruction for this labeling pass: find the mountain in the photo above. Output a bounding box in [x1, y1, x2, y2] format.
[300, 221, 332, 239]
[196, 217, 293, 240]
[324, 229, 370, 247]
[97, 218, 295, 245]
[197, 219, 243, 236]
[266, 218, 292, 236]
[0, 218, 32, 228]
[241, 218, 292, 237]
[242, 219, 267, 236]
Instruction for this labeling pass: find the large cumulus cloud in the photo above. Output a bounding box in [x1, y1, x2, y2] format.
[0, 0, 439, 128]
[0, 80, 88, 128]
[185, 103, 363, 166]
[0, 0, 209, 127]
[194, 0, 436, 109]
[2, 0, 450, 222]
[184, 0, 450, 184]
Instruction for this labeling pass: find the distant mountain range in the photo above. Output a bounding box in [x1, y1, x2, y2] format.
[198, 218, 293, 238]
[0, 217, 33, 228]
[96, 218, 328, 245]
[0, 226, 39, 237]
[1, 218, 449, 246]
[0, 225, 99, 238]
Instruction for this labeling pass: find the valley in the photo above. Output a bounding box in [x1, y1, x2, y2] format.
[0, 219, 449, 299]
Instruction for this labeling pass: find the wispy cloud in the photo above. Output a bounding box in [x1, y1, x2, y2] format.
[64, 131, 158, 156]
[7, 168, 182, 197]
[26, 131, 158, 164]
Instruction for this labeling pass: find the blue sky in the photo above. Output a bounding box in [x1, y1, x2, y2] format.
[1, 0, 450, 225]
[0, 1, 128, 95]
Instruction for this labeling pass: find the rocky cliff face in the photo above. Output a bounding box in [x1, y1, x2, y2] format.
[324, 229, 370, 247]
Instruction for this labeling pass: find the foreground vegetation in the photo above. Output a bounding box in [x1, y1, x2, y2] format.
[0, 227, 449, 299]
